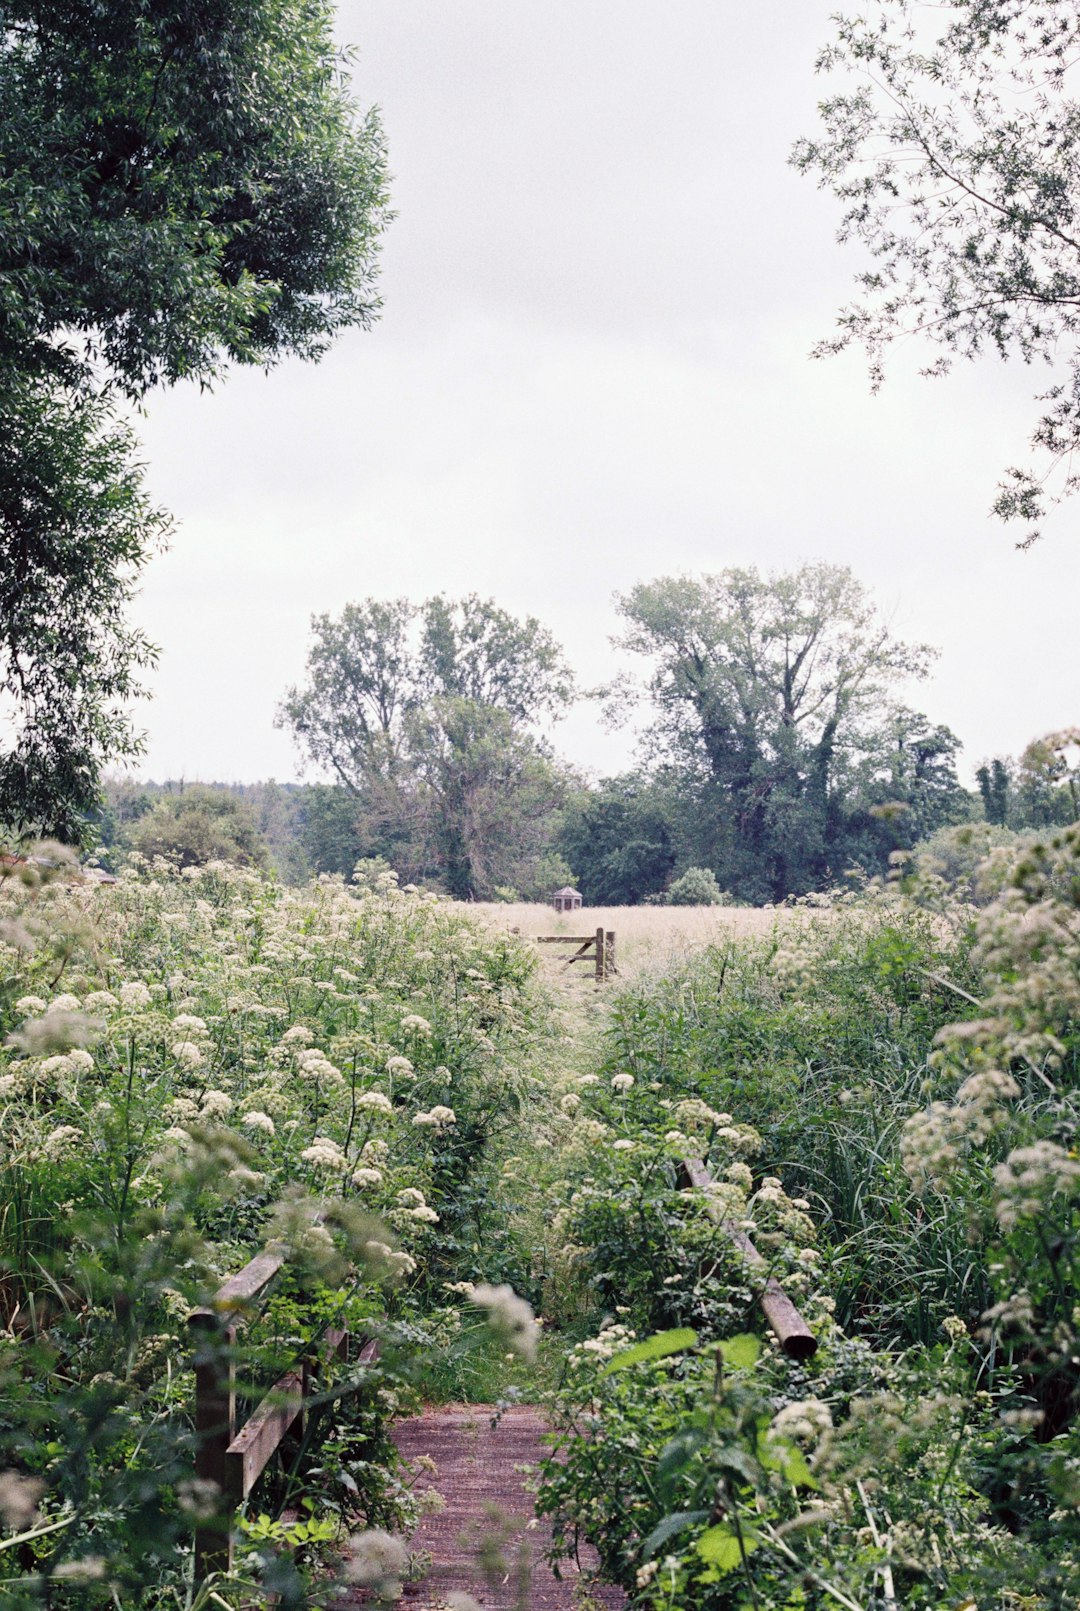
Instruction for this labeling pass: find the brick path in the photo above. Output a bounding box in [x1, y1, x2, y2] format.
[377, 1405, 624, 1610]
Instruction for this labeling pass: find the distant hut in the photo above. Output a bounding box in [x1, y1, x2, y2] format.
[552, 885, 582, 914]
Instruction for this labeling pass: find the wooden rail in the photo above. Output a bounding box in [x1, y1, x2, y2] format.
[536, 926, 617, 981]
[679, 1156, 817, 1361]
[188, 1245, 378, 1582]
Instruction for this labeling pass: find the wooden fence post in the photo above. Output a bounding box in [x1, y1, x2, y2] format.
[594, 926, 605, 983]
[605, 930, 616, 979]
[188, 1312, 238, 1580]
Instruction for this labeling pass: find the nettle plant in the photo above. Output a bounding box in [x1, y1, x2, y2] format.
[0, 856, 538, 1604]
[538, 1317, 1055, 1611]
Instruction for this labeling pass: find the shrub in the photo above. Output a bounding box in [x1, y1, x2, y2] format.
[664, 867, 728, 906]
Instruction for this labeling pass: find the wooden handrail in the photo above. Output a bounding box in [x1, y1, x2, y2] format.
[679, 1156, 817, 1362]
[188, 1251, 377, 1584]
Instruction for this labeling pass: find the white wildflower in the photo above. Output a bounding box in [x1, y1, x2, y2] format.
[301, 1138, 348, 1172]
[357, 1090, 394, 1115]
[241, 1110, 275, 1137]
[470, 1282, 539, 1362]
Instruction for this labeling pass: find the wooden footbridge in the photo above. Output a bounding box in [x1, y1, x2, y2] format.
[187, 1149, 814, 1605]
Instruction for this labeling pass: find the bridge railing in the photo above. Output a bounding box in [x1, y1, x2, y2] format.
[187, 1246, 378, 1582]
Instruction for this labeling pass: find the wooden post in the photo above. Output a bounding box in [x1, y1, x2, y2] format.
[188, 1312, 237, 1580]
[605, 930, 616, 979]
[595, 926, 605, 983]
[679, 1158, 817, 1360]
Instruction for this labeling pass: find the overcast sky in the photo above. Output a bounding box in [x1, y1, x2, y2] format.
[131, 1, 1080, 787]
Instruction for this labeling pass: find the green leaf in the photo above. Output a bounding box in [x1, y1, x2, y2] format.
[696, 1524, 760, 1571]
[757, 1431, 818, 1489]
[717, 1333, 761, 1370]
[603, 1327, 698, 1374]
[641, 1510, 710, 1559]
[657, 1427, 708, 1498]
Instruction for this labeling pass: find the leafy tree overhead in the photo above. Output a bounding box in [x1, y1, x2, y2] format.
[615, 564, 949, 902]
[0, 0, 389, 395]
[279, 596, 575, 899]
[0, 383, 168, 841]
[0, 2, 390, 839]
[795, 0, 1080, 543]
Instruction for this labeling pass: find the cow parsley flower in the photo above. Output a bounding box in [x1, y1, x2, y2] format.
[358, 1090, 393, 1115]
[241, 1110, 275, 1137]
[352, 1166, 383, 1189]
[469, 1282, 539, 1362]
[301, 1138, 348, 1172]
[413, 1105, 456, 1130]
[610, 1073, 634, 1093]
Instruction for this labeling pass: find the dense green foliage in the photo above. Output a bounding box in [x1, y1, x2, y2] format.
[606, 565, 965, 904]
[0, 857, 539, 1605]
[0, 1, 389, 839]
[533, 845, 1080, 1607]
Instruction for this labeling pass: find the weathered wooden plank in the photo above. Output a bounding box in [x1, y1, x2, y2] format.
[680, 1156, 817, 1361]
[355, 1335, 381, 1367]
[226, 1370, 304, 1500]
[188, 1314, 237, 1577]
[537, 935, 595, 945]
[211, 1250, 288, 1311]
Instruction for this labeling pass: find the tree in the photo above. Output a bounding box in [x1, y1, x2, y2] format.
[977, 758, 1012, 827]
[615, 565, 937, 901]
[279, 596, 575, 899]
[124, 786, 268, 870]
[795, 1, 1080, 543]
[0, 2, 389, 395]
[0, 2, 390, 836]
[0, 382, 168, 840]
[558, 774, 678, 906]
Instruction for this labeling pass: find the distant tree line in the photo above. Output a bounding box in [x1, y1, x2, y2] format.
[92, 563, 1078, 905]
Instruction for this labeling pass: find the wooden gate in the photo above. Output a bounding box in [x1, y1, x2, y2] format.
[536, 926, 617, 981]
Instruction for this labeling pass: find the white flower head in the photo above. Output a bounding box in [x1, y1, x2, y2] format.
[470, 1281, 539, 1362]
[241, 1110, 275, 1137]
[301, 1138, 348, 1172]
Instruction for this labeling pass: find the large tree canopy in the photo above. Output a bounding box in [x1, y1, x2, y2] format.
[795, 0, 1080, 543]
[279, 596, 575, 899]
[0, 1, 390, 838]
[615, 564, 953, 901]
[0, 0, 389, 394]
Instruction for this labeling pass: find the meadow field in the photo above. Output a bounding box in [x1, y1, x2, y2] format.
[470, 901, 803, 978]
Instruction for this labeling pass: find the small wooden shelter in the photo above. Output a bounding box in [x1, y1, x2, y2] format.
[552, 885, 582, 913]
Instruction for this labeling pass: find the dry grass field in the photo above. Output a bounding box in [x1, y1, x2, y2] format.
[467, 901, 801, 980]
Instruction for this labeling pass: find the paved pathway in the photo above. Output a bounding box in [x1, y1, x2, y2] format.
[383, 1405, 624, 1610]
